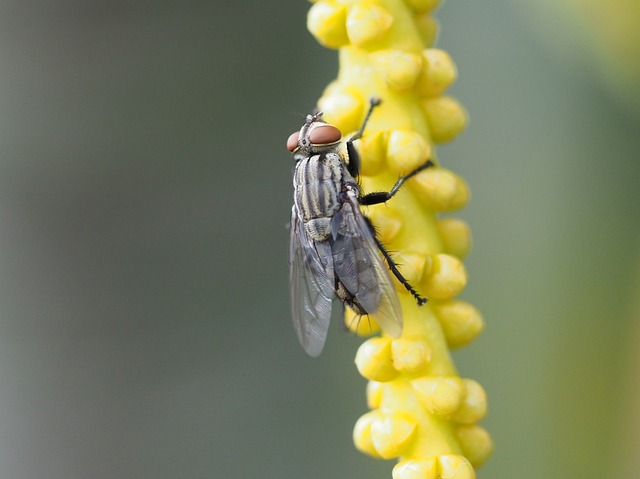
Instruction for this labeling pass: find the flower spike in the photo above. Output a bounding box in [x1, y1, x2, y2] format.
[306, 0, 493, 475]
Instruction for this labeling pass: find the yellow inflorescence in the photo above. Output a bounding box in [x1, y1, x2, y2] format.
[307, 0, 492, 476]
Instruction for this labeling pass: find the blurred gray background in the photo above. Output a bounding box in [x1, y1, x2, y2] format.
[1, 1, 639, 478]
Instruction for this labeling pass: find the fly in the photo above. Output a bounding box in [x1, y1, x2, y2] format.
[287, 98, 432, 356]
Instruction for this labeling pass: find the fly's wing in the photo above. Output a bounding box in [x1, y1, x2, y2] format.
[289, 207, 335, 356]
[330, 192, 402, 337]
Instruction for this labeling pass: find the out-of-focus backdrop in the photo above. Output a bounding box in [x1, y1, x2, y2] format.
[1, 1, 639, 478]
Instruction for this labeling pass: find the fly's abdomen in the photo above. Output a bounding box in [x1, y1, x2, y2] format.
[293, 154, 344, 242]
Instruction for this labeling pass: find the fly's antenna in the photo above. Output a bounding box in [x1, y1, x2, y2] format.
[353, 97, 382, 141]
[304, 111, 324, 128]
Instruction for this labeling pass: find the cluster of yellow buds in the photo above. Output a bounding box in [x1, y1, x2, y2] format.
[306, 0, 493, 477]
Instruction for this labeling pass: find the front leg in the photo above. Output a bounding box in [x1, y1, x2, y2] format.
[360, 160, 434, 206]
[345, 97, 382, 178]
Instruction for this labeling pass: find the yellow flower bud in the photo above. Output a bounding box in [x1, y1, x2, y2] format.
[357, 130, 387, 177]
[393, 458, 438, 479]
[422, 254, 467, 299]
[366, 207, 403, 244]
[455, 425, 494, 468]
[370, 412, 418, 459]
[410, 167, 470, 212]
[370, 49, 423, 91]
[391, 250, 426, 290]
[391, 338, 431, 372]
[355, 337, 399, 381]
[307, 1, 349, 49]
[422, 95, 468, 143]
[386, 129, 431, 175]
[437, 218, 472, 259]
[413, 13, 439, 47]
[354, 410, 385, 458]
[416, 49, 457, 97]
[366, 380, 384, 409]
[453, 379, 488, 424]
[411, 376, 465, 418]
[438, 455, 476, 479]
[317, 87, 364, 135]
[346, 3, 394, 48]
[432, 300, 484, 348]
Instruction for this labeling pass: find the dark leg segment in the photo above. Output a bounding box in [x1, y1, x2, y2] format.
[352, 97, 382, 141]
[373, 236, 428, 306]
[345, 139, 361, 178]
[362, 215, 428, 307]
[345, 97, 382, 178]
[361, 159, 434, 206]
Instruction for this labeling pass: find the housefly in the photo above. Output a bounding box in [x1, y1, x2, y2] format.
[287, 98, 432, 356]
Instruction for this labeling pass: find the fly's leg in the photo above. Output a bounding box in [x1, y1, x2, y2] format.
[374, 235, 428, 306]
[359, 159, 436, 305]
[348, 99, 433, 307]
[345, 97, 382, 178]
[353, 97, 382, 141]
[363, 216, 428, 306]
[360, 159, 434, 206]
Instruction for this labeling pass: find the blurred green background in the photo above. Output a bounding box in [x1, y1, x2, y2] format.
[1, 1, 639, 478]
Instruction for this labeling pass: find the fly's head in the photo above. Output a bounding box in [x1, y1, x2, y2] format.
[287, 111, 342, 159]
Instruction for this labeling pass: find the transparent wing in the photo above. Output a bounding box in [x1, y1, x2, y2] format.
[330, 192, 402, 338]
[289, 207, 335, 356]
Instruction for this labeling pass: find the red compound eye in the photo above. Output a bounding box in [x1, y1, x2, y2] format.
[309, 124, 341, 145]
[287, 131, 300, 151]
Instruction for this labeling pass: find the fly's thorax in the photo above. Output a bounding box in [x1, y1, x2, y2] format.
[293, 152, 347, 241]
